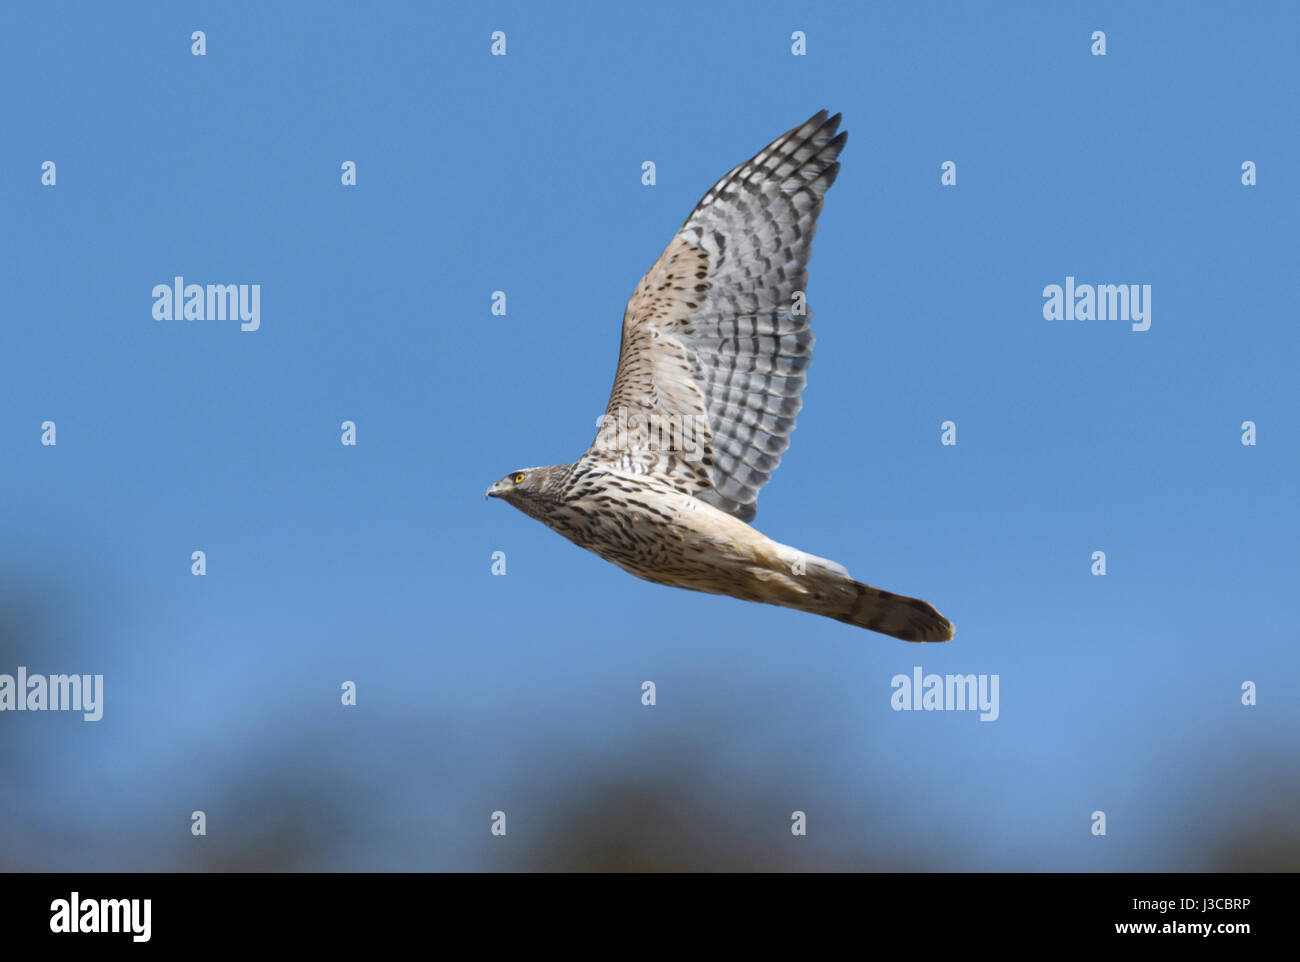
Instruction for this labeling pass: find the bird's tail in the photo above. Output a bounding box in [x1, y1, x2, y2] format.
[830, 580, 955, 643]
[759, 543, 954, 642]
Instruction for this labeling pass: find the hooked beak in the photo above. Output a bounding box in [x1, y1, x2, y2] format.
[486, 480, 504, 500]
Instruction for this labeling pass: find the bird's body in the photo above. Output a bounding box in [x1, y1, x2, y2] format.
[529, 462, 799, 598]
[488, 111, 955, 643]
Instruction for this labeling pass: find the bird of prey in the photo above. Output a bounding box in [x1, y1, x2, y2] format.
[487, 110, 954, 642]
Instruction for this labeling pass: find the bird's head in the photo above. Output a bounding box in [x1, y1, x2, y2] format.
[485, 468, 535, 502]
[486, 465, 565, 520]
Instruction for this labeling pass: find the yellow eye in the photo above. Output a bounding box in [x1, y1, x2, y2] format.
[512, 473, 525, 484]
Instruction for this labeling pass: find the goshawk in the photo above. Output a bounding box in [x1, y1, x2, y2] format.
[487, 110, 954, 642]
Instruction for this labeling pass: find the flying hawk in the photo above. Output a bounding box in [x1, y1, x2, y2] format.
[487, 110, 954, 642]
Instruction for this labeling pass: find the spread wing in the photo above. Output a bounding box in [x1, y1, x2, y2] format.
[583, 110, 846, 522]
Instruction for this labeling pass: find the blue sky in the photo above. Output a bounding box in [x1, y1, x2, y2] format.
[2, 1, 1297, 870]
